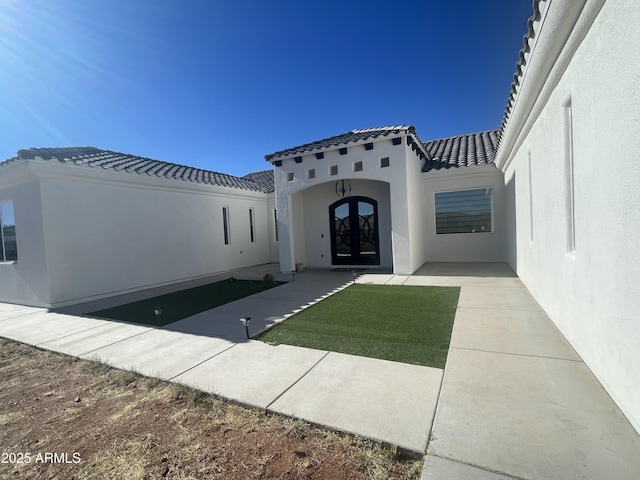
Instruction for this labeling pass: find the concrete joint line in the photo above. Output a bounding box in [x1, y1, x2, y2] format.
[77, 328, 156, 357]
[451, 346, 583, 362]
[424, 366, 447, 453]
[462, 285, 527, 290]
[167, 343, 239, 381]
[426, 453, 527, 480]
[0, 310, 45, 322]
[35, 322, 112, 347]
[265, 350, 331, 410]
[456, 306, 542, 312]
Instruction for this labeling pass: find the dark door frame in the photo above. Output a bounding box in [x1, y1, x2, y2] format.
[329, 196, 380, 266]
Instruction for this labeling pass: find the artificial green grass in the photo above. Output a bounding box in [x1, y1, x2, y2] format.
[89, 279, 285, 326]
[256, 284, 460, 369]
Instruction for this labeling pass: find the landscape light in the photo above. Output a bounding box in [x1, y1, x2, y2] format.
[239, 317, 252, 339]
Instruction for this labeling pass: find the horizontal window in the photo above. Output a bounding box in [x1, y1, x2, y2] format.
[435, 188, 492, 234]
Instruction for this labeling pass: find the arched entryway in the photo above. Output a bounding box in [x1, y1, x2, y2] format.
[329, 196, 380, 265]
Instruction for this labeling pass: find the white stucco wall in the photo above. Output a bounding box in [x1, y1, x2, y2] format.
[265, 196, 279, 263]
[5, 161, 274, 307]
[0, 162, 50, 306]
[271, 134, 421, 273]
[403, 144, 428, 272]
[496, 0, 640, 433]
[422, 165, 506, 263]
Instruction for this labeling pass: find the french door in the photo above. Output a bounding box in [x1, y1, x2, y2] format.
[329, 196, 380, 265]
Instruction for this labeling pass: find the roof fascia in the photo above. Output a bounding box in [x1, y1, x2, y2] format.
[0, 159, 36, 190]
[422, 164, 501, 183]
[268, 131, 429, 165]
[495, 0, 605, 172]
[27, 159, 269, 200]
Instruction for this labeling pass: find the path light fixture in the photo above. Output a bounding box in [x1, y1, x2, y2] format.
[352, 270, 357, 284]
[291, 270, 296, 282]
[154, 307, 162, 326]
[239, 317, 251, 339]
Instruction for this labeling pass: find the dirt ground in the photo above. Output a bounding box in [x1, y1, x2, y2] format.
[0, 338, 423, 479]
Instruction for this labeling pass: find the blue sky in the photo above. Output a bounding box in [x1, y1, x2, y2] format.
[0, 1, 532, 177]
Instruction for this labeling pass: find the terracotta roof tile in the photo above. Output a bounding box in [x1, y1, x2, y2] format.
[241, 169, 275, 193]
[497, 0, 545, 150]
[2, 147, 272, 193]
[265, 125, 428, 161]
[422, 130, 499, 172]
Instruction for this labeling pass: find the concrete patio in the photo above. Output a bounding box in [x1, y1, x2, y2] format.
[0, 262, 638, 479]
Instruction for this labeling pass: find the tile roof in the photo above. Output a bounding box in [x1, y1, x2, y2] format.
[1, 147, 273, 193]
[421, 130, 499, 172]
[241, 169, 275, 193]
[265, 125, 428, 161]
[497, 0, 544, 148]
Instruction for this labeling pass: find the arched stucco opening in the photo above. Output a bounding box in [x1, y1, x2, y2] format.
[286, 179, 392, 270]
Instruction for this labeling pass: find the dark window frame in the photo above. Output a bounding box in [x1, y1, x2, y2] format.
[0, 201, 17, 262]
[222, 206, 230, 245]
[434, 187, 493, 235]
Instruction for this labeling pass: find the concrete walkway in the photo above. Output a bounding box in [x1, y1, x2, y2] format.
[1, 263, 639, 479]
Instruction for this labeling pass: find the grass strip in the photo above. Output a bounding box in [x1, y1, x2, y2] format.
[257, 284, 460, 369]
[90, 279, 285, 326]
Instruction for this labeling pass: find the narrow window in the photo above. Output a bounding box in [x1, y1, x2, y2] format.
[249, 208, 255, 243]
[222, 206, 230, 245]
[287, 172, 294, 182]
[307, 168, 315, 179]
[380, 157, 390, 168]
[564, 99, 576, 252]
[353, 161, 363, 172]
[0, 202, 17, 261]
[273, 209, 278, 242]
[330, 165, 338, 176]
[528, 151, 533, 242]
[435, 188, 493, 234]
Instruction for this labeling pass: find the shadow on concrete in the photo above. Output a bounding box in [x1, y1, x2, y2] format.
[410, 262, 517, 278]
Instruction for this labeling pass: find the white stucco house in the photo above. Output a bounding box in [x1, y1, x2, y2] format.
[0, 148, 279, 308]
[1, 0, 638, 433]
[265, 127, 505, 274]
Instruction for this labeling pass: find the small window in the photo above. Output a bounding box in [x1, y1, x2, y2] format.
[273, 209, 278, 242]
[528, 151, 534, 242]
[249, 208, 255, 243]
[380, 157, 390, 168]
[222, 206, 230, 245]
[287, 172, 294, 182]
[353, 161, 363, 172]
[563, 99, 575, 252]
[330, 165, 338, 176]
[435, 188, 493, 234]
[307, 169, 315, 179]
[1, 202, 17, 262]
